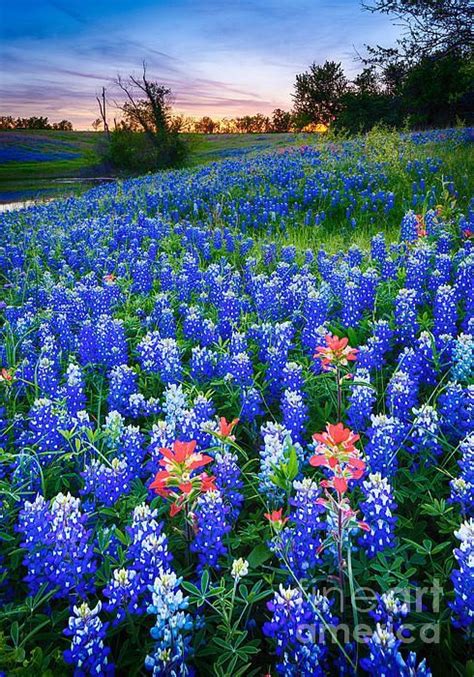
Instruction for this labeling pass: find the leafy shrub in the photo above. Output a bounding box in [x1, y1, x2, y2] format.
[106, 129, 189, 171]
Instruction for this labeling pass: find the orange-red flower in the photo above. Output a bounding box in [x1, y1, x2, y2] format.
[310, 423, 365, 495]
[150, 439, 215, 516]
[264, 509, 288, 528]
[158, 440, 213, 472]
[103, 273, 117, 285]
[219, 417, 239, 438]
[415, 214, 427, 238]
[0, 368, 13, 383]
[314, 334, 358, 371]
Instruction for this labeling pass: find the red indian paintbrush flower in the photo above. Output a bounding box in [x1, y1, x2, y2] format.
[0, 368, 13, 383]
[219, 417, 239, 438]
[314, 334, 358, 371]
[264, 509, 288, 531]
[415, 214, 427, 238]
[310, 423, 366, 495]
[150, 440, 215, 516]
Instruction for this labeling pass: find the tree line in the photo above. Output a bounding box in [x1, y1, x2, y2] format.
[0, 116, 73, 131]
[93, 110, 321, 135]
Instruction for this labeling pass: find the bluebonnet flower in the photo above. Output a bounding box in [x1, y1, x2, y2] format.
[24, 398, 69, 465]
[282, 362, 304, 391]
[126, 503, 173, 592]
[263, 586, 334, 676]
[386, 371, 417, 423]
[400, 210, 419, 242]
[147, 421, 176, 468]
[395, 289, 419, 345]
[450, 518, 474, 632]
[219, 351, 254, 386]
[130, 258, 154, 293]
[408, 405, 442, 462]
[433, 285, 457, 338]
[452, 333, 473, 381]
[103, 567, 142, 624]
[200, 318, 218, 346]
[361, 622, 431, 676]
[342, 280, 363, 327]
[191, 489, 231, 571]
[145, 569, 195, 675]
[137, 333, 182, 383]
[17, 492, 96, 598]
[369, 591, 408, 631]
[359, 473, 397, 558]
[64, 362, 86, 417]
[371, 233, 387, 265]
[450, 434, 474, 515]
[347, 369, 376, 433]
[301, 292, 329, 352]
[102, 503, 173, 625]
[240, 386, 264, 423]
[272, 478, 326, 579]
[64, 601, 114, 676]
[35, 351, 60, 398]
[357, 321, 394, 371]
[146, 293, 176, 337]
[360, 268, 379, 313]
[416, 332, 437, 386]
[162, 383, 188, 429]
[182, 305, 203, 342]
[433, 253, 452, 286]
[259, 422, 302, 501]
[438, 382, 471, 441]
[213, 451, 244, 521]
[364, 415, 404, 478]
[404, 245, 432, 299]
[81, 457, 135, 507]
[190, 346, 216, 382]
[230, 330, 248, 355]
[264, 349, 288, 402]
[281, 245, 296, 263]
[79, 316, 128, 369]
[107, 364, 138, 415]
[281, 388, 308, 445]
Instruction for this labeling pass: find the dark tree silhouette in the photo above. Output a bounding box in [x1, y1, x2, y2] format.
[292, 61, 348, 126]
[363, 0, 473, 63]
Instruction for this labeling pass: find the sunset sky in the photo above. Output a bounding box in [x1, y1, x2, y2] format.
[0, 0, 399, 129]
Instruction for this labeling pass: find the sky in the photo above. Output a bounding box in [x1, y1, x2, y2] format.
[0, 0, 400, 129]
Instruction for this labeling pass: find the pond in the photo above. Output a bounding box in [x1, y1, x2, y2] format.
[0, 176, 116, 211]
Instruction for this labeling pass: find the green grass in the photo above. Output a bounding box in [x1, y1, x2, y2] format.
[0, 130, 102, 201]
[0, 130, 316, 202]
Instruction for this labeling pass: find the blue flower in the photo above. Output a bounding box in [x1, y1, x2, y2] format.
[145, 569, 195, 675]
[64, 601, 114, 676]
[191, 490, 231, 571]
[17, 492, 96, 599]
[263, 586, 334, 676]
[359, 473, 397, 558]
[450, 518, 474, 632]
[450, 434, 474, 515]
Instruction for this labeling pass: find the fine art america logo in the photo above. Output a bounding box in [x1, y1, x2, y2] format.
[296, 582, 443, 646]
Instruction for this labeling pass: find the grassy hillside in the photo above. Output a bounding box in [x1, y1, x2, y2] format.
[0, 130, 310, 203]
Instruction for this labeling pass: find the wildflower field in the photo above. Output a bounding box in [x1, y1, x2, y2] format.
[0, 127, 473, 676]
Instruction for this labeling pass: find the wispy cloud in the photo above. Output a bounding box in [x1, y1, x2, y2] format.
[2, 0, 399, 128]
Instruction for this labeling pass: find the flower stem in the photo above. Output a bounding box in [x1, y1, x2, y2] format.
[336, 367, 342, 421]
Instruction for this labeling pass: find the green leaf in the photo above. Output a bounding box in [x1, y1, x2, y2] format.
[200, 569, 210, 594]
[287, 446, 299, 480]
[10, 621, 19, 647]
[247, 543, 272, 568]
[181, 581, 201, 597]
